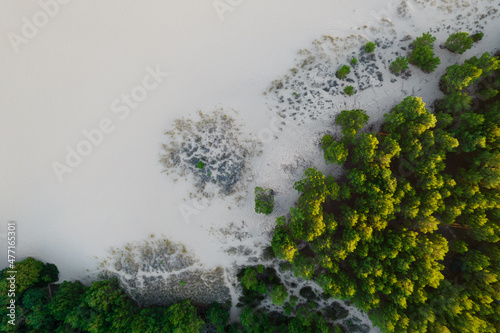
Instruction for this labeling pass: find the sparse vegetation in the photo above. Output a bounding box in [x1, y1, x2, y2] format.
[365, 41, 376, 53]
[390, 56, 409, 74]
[337, 65, 351, 79]
[254, 186, 274, 215]
[472, 32, 484, 42]
[344, 85, 354, 95]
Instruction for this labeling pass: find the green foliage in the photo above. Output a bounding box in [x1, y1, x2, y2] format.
[337, 65, 351, 79]
[322, 138, 348, 165]
[271, 223, 298, 261]
[440, 63, 482, 92]
[166, 299, 205, 333]
[351, 57, 358, 65]
[337, 109, 369, 142]
[270, 284, 288, 305]
[241, 267, 267, 294]
[409, 32, 441, 72]
[365, 41, 376, 53]
[390, 57, 409, 74]
[471, 32, 484, 42]
[48, 280, 86, 322]
[436, 92, 472, 115]
[445, 32, 473, 54]
[254, 187, 274, 215]
[464, 52, 500, 77]
[0, 257, 58, 295]
[0, 257, 59, 331]
[344, 85, 354, 96]
[291, 255, 315, 280]
[197, 161, 204, 169]
[272, 50, 500, 333]
[22, 288, 56, 331]
[207, 302, 229, 332]
[130, 307, 172, 333]
[65, 279, 135, 332]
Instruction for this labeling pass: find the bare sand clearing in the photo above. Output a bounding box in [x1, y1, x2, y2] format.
[1, 0, 499, 330]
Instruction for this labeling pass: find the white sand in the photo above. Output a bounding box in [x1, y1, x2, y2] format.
[1, 0, 499, 330]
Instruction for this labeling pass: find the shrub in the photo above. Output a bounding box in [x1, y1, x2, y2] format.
[344, 85, 354, 96]
[254, 187, 274, 215]
[440, 63, 482, 92]
[445, 32, 473, 54]
[241, 267, 267, 294]
[413, 32, 436, 48]
[471, 32, 483, 42]
[196, 161, 204, 169]
[390, 57, 409, 74]
[351, 57, 358, 65]
[365, 42, 376, 53]
[337, 65, 351, 79]
[270, 285, 288, 306]
[409, 32, 441, 72]
[207, 303, 229, 332]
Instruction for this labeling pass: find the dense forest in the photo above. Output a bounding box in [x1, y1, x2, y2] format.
[1, 43, 499, 332]
[272, 51, 500, 332]
[0, 257, 343, 332]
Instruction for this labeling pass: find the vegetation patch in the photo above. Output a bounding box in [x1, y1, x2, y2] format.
[254, 186, 274, 215]
[409, 32, 441, 72]
[160, 109, 261, 196]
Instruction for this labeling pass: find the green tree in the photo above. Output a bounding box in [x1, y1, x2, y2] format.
[49, 280, 86, 322]
[390, 57, 409, 74]
[445, 32, 473, 54]
[365, 41, 376, 53]
[22, 288, 56, 331]
[166, 299, 205, 333]
[207, 302, 229, 332]
[254, 187, 274, 215]
[322, 139, 348, 165]
[344, 85, 354, 96]
[335, 109, 369, 141]
[241, 267, 267, 294]
[130, 307, 172, 333]
[65, 279, 135, 332]
[409, 33, 440, 72]
[440, 63, 482, 92]
[337, 65, 351, 79]
[270, 285, 288, 306]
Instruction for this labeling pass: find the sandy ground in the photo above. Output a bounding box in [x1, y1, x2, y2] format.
[1, 0, 499, 330]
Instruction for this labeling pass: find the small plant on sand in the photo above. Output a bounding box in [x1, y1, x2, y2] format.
[390, 56, 409, 74]
[350, 57, 358, 66]
[365, 41, 376, 53]
[344, 86, 354, 96]
[255, 187, 274, 215]
[445, 32, 473, 54]
[471, 32, 483, 42]
[337, 65, 351, 79]
[196, 161, 204, 169]
[179, 280, 185, 286]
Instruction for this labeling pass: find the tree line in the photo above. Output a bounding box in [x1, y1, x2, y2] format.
[271, 51, 499, 332]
